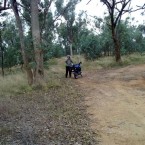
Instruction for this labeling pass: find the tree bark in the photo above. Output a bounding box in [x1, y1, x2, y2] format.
[31, 0, 44, 85]
[11, 0, 33, 85]
[112, 26, 121, 62]
[0, 30, 4, 77]
[70, 43, 73, 56]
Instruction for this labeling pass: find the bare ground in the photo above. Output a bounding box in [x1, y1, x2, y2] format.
[76, 64, 145, 145]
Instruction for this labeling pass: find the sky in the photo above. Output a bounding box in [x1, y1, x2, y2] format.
[76, 0, 145, 25]
[1, 0, 145, 27]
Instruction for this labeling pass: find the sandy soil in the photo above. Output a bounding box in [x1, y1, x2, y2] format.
[76, 64, 145, 145]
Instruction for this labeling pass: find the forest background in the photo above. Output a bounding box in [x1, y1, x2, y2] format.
[0, 0, 145, 85]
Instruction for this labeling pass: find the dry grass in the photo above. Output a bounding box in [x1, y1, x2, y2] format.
[0, 79, 97, 144]
[0, 62, 97, 145]
[0, 54, 144, 96]
[77, 53, 145, 71]
[0, 72, 32, 97]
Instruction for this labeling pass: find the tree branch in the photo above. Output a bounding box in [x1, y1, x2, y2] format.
[0, 0, 11, 12]
[114, 0, 131, 27]
[86, 0, 92, 5]
[129, 4, 145, 13]
[4, 0, 7, 8]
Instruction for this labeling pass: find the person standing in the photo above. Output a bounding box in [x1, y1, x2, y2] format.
[65, 55, 73, 78]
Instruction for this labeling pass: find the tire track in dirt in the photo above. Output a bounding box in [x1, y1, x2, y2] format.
[76, 64, 145, 145]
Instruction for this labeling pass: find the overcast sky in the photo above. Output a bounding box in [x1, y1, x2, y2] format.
[1, 0, 145, 27]
[76, 0, 145, 25]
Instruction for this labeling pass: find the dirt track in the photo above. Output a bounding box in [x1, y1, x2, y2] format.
[76, 64, 145, 145]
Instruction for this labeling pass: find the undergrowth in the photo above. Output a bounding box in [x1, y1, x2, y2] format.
[0, 54, 145, 96]
[82, 53, 145, 70]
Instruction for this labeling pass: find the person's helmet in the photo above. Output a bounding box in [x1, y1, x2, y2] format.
[67, 55, 70, 58]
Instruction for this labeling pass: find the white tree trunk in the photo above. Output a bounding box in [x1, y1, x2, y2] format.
[31, 0, 44, 85]
[11, 0, 33, 85]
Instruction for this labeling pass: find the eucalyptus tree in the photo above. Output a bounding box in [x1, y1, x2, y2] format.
[56, 0, 81, 56]
[20, 0, 54, 42]
[57, 23, 69, 54]
[10, 0, 59, 85]
[100, 16, 145, 56]
[134, 25, 145, 54]
[9, 0, 45, 85]
[11, 0, 33, 85]
[138, 24, 145, 35]
[79, 28, 102, 60]
[114, 18, 145, 55]
[30, 0, 44, 85]
[100, 17, 114, 56]
[56, 10, 86, 56]
[74, 11, 88, 55]
[100, 0, 132, 62]
[20, 0, 69, 60]
[57, 21, 83, 55]
[117, 19, 136, 55]
[1, 20, 22, 68]
[0, 23, 4, 76]
[0, 0, 11, 76]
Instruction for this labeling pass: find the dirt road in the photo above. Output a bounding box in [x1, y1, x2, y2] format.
[76, 64, 145, 145]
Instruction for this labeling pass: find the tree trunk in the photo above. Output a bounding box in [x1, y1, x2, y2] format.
[1, 47, 4, 77]
[31, 0, 44, 85]
[112, 27, 121, 62]
[70, 43, 73, 56]
[11, 0, 33, 85]
[0, 30, 4, 77]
